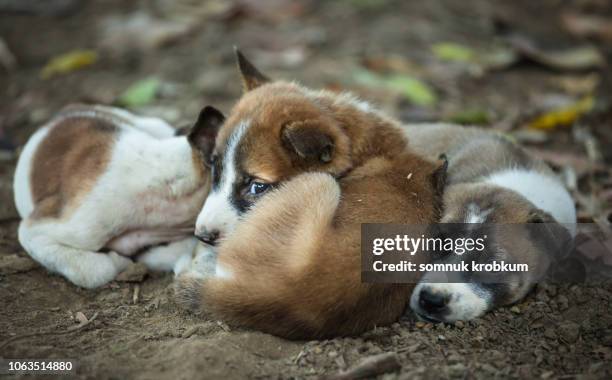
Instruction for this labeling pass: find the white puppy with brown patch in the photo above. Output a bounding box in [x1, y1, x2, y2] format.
[13, 104, 222, 288]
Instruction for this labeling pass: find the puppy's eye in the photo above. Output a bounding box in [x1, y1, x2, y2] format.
[248, 182, 271, 196]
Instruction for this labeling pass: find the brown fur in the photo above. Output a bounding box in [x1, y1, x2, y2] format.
[175, 53, 445, 339]
[30, 117, 117, 219]
[214, 82, 410, 185]
[177, 154, 443, 339]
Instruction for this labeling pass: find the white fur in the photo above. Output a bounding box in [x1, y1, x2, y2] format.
[13, 126, 50, 217]
[67, 105, 175, 139]
[410, 282, 491, 322]
[138, 237, 198, 272]
[173, 244, 217, 278]
[195, 120, 250, 238]
[486, 168, 576, 235]
[15, 108, 207, 288]
[465, 203, 492, 224]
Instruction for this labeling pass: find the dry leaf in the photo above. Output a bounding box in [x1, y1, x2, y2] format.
[509, 35, 605, 71]
[40, 50, 97, 79]
[562, 12, 612, 41]
[75, 312, 88, 325]
[527, 97, 594, 130]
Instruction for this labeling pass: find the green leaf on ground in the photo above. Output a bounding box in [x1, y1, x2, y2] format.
[385, 74, 437, 106]
[432, 42, 474, 62]
[353, 69, 437, 106]
[446, 108, 491, 125]
[117, 77, 161, 107]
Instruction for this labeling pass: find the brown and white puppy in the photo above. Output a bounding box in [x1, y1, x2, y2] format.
[175, 51, 446, 339]
[13, 104, 221, 288]
[403, 124, 576, 323]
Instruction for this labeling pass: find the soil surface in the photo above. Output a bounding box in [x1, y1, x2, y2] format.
[1, 1, 612, 379]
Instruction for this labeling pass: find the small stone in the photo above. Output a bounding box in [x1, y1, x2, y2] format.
[559, 322, 580, 343]
[328, 350, 338, 358]
[454, 320, 464, 329]
[480, 363, 497, 374]
[545, 285, 558, 297]
[557, 295, 569, 310]
[541, 370, 555, 379]
[116, 262, 148, 283]
[510, 306, 521, 314]
[415, 321, 425, 328]
[312, 346, 322, 354]
[446, 354, 462, 364]
[182, 325, 199, 339]
[0, 254, 38, 275]
[602, 332, 612, 347]
[544, 328, 557, 340]
[446, 363, 466, 378]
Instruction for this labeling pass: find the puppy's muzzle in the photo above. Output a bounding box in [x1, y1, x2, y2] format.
[416, 287, 449, 323]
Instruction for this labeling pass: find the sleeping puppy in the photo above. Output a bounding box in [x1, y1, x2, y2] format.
[175, 50, 447, 339]
[14, 104, 221, 288]
[403, 124, 576, 323]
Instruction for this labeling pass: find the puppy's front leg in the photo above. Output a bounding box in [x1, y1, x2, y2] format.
[136, 237, 199, 272]
[18, 219, 132, 288]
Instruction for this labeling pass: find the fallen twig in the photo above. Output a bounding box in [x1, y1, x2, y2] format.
[133, 284, 141, 304]
[0, 312, 99, 351]
[321, 352, 401, 380]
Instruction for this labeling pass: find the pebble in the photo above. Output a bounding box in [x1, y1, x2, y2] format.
[559, 322, 580, 343]
[510, 306, 521, 314]
[544, 328, 557, 339]
[0, 254, 38, 275]
[541, 370, 555, 379]
[602, 333, 612, 347]
[454, 321, 464, 329]
[182, 325, 199, 339]
[557, 295, 569, 311]
[480, 363, 497, 374]
[446, 363, 467, 378]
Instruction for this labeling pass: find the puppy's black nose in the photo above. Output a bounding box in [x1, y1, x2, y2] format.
[196, 229, 220, 246]
[419, 288, 448, 314]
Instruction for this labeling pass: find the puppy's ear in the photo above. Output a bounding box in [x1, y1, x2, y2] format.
[527, 208, 556, 224]
[281, 120, 334, 164]
[235, 48, 270, 91]
[528, 208, 574, 262]
[431, 154, 448, 198]
[188, 106, 225, 165]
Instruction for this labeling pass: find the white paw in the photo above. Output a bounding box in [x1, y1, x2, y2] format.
[173, 252, 193, 276]
[108, 251, 133, 271]
[64, 251, 131, 289]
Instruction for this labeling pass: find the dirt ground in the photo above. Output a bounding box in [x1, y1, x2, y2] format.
[1, 0, 612, 379]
